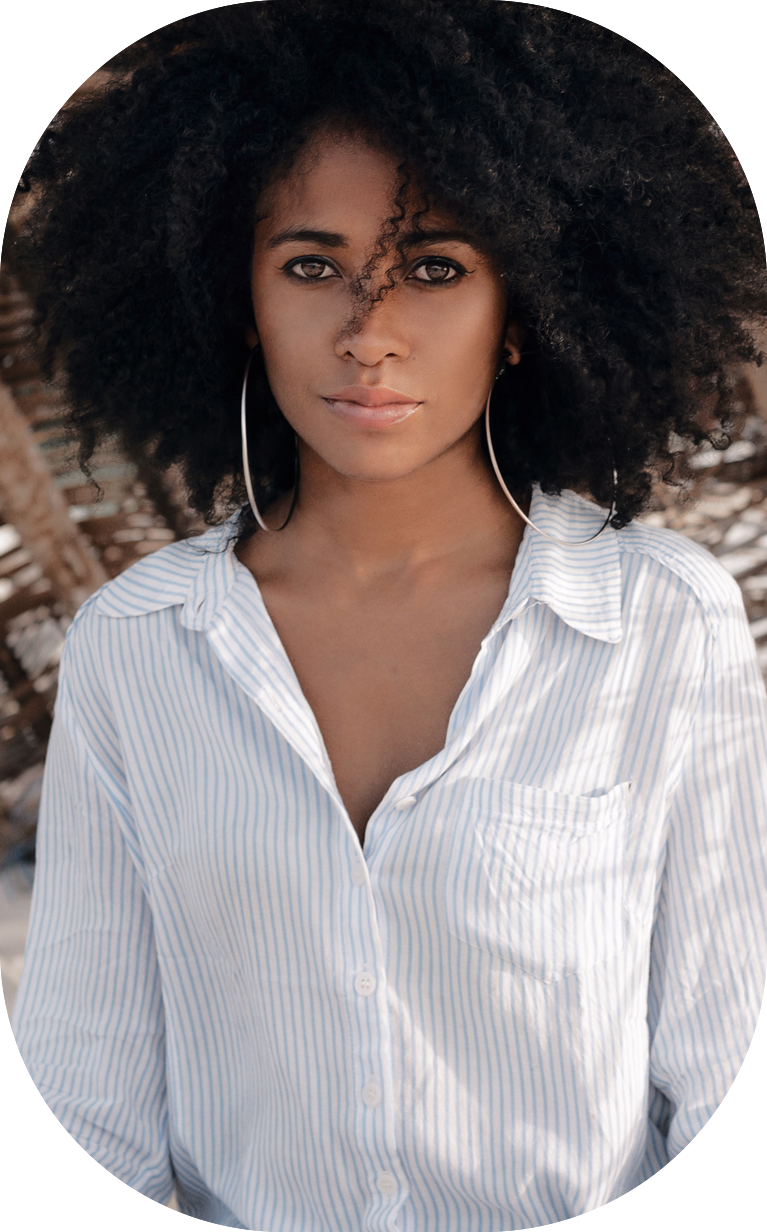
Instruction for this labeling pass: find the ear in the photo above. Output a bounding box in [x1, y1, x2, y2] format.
[502, 319, 524, 366]
[245, 326, 260, 350]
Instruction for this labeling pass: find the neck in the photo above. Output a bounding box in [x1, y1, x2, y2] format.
[241, 423, 524, 586]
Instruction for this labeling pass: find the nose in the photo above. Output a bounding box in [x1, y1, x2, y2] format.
[333, 295, 411, 366]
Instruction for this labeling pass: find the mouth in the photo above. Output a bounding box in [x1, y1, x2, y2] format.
[322, 385, 422, 427]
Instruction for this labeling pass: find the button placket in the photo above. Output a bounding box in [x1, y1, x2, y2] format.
[348, 967, 407, 1220]
[337, 826, 408, 1227]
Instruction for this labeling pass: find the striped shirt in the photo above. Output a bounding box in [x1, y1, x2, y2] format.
[12, 485, 767, 1231]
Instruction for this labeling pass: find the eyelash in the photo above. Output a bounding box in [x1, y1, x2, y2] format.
[281, 255, 468, 284]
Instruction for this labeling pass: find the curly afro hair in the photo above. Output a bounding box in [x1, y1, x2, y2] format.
[8, 0, 767, 531]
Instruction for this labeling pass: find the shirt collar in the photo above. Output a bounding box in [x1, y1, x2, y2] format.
[502, 486, 623, 644]
[94, 487, 623, 644]
[93, 515, 240, 626]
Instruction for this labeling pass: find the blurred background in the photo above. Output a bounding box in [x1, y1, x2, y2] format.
[2, 78, 767, 1019]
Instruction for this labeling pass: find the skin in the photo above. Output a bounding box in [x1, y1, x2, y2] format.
[237, 128, 525, 844]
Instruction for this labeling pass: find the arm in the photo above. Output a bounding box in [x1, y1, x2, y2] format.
[11, 607, 172, 1203]
[637, 589, 767, 1180]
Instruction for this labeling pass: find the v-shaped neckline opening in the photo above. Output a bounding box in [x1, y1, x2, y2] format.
[224, 550, 529, 842]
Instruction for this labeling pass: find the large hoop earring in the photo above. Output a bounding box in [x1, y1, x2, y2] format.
[484, 383, 616, 546]
[241, 350, 298, 532]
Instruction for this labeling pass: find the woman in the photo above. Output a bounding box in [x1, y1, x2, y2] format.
[9, 3, 767, 1229]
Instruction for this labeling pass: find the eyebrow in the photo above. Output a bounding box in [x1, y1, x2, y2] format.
[267, 228, 348, 250]
[266, 226, 480, 251]
[399, 228, 480, 248]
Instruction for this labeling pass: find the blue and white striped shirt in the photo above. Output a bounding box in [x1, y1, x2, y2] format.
[12, 486, 767, 1231]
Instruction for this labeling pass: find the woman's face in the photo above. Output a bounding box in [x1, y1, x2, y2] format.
[249, 129, 519, 484]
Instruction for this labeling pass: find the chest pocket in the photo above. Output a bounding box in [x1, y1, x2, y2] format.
[444, 778, 632, 983]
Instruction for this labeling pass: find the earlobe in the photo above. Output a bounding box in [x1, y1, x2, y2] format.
[245, 326, 260, 350]
[503, 321, 524, 366]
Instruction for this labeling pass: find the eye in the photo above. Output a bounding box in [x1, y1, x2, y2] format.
[409, 258, 464, 284]
[284, 256, 338, 280]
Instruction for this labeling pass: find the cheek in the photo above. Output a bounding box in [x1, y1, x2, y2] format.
[254, 294, 318, 358]
[419, 290, 506, 386]
[454, 281, 507, 342]
[251, 273, 333, 374]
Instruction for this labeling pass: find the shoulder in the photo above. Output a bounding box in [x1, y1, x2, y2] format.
[64, 518, 239, 653]
[90, 537, 210, 618]
[616, 518, 744, 635]
[528, 488, 744, 644]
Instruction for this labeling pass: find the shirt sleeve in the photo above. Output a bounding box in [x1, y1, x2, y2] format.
[637, 586, 767, 1180]
[11, 604, 172, 1204]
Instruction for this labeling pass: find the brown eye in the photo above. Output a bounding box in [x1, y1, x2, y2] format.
[410, 259, 460, 283]
[288, 258, 336, 279]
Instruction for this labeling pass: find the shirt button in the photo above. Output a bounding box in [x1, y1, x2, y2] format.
[376, 1172, 398, 1196]
[354, 971, 376, 997]
[362, 1081, 382, 1107]
[394, 795, 417, 811]
[351, 862, 366, 886]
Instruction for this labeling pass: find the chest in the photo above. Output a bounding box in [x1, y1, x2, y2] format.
[256, 576, 513, 841]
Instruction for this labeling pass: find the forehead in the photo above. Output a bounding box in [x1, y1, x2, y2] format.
[255, 130, 448, 241]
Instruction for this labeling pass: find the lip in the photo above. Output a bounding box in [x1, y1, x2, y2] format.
[322, 385, 422, 427]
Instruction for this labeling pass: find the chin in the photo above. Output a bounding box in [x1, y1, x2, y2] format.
[311, 438, 438, 485]
[337, 448, 447, 484]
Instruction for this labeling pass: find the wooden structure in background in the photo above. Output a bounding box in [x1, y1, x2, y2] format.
[0, 376, 107, 613]
[0, 263, 202, 866]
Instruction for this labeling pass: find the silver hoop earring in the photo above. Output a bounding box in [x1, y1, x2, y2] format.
[484, 386, 616, 546]
[241, 351, 298, 532]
